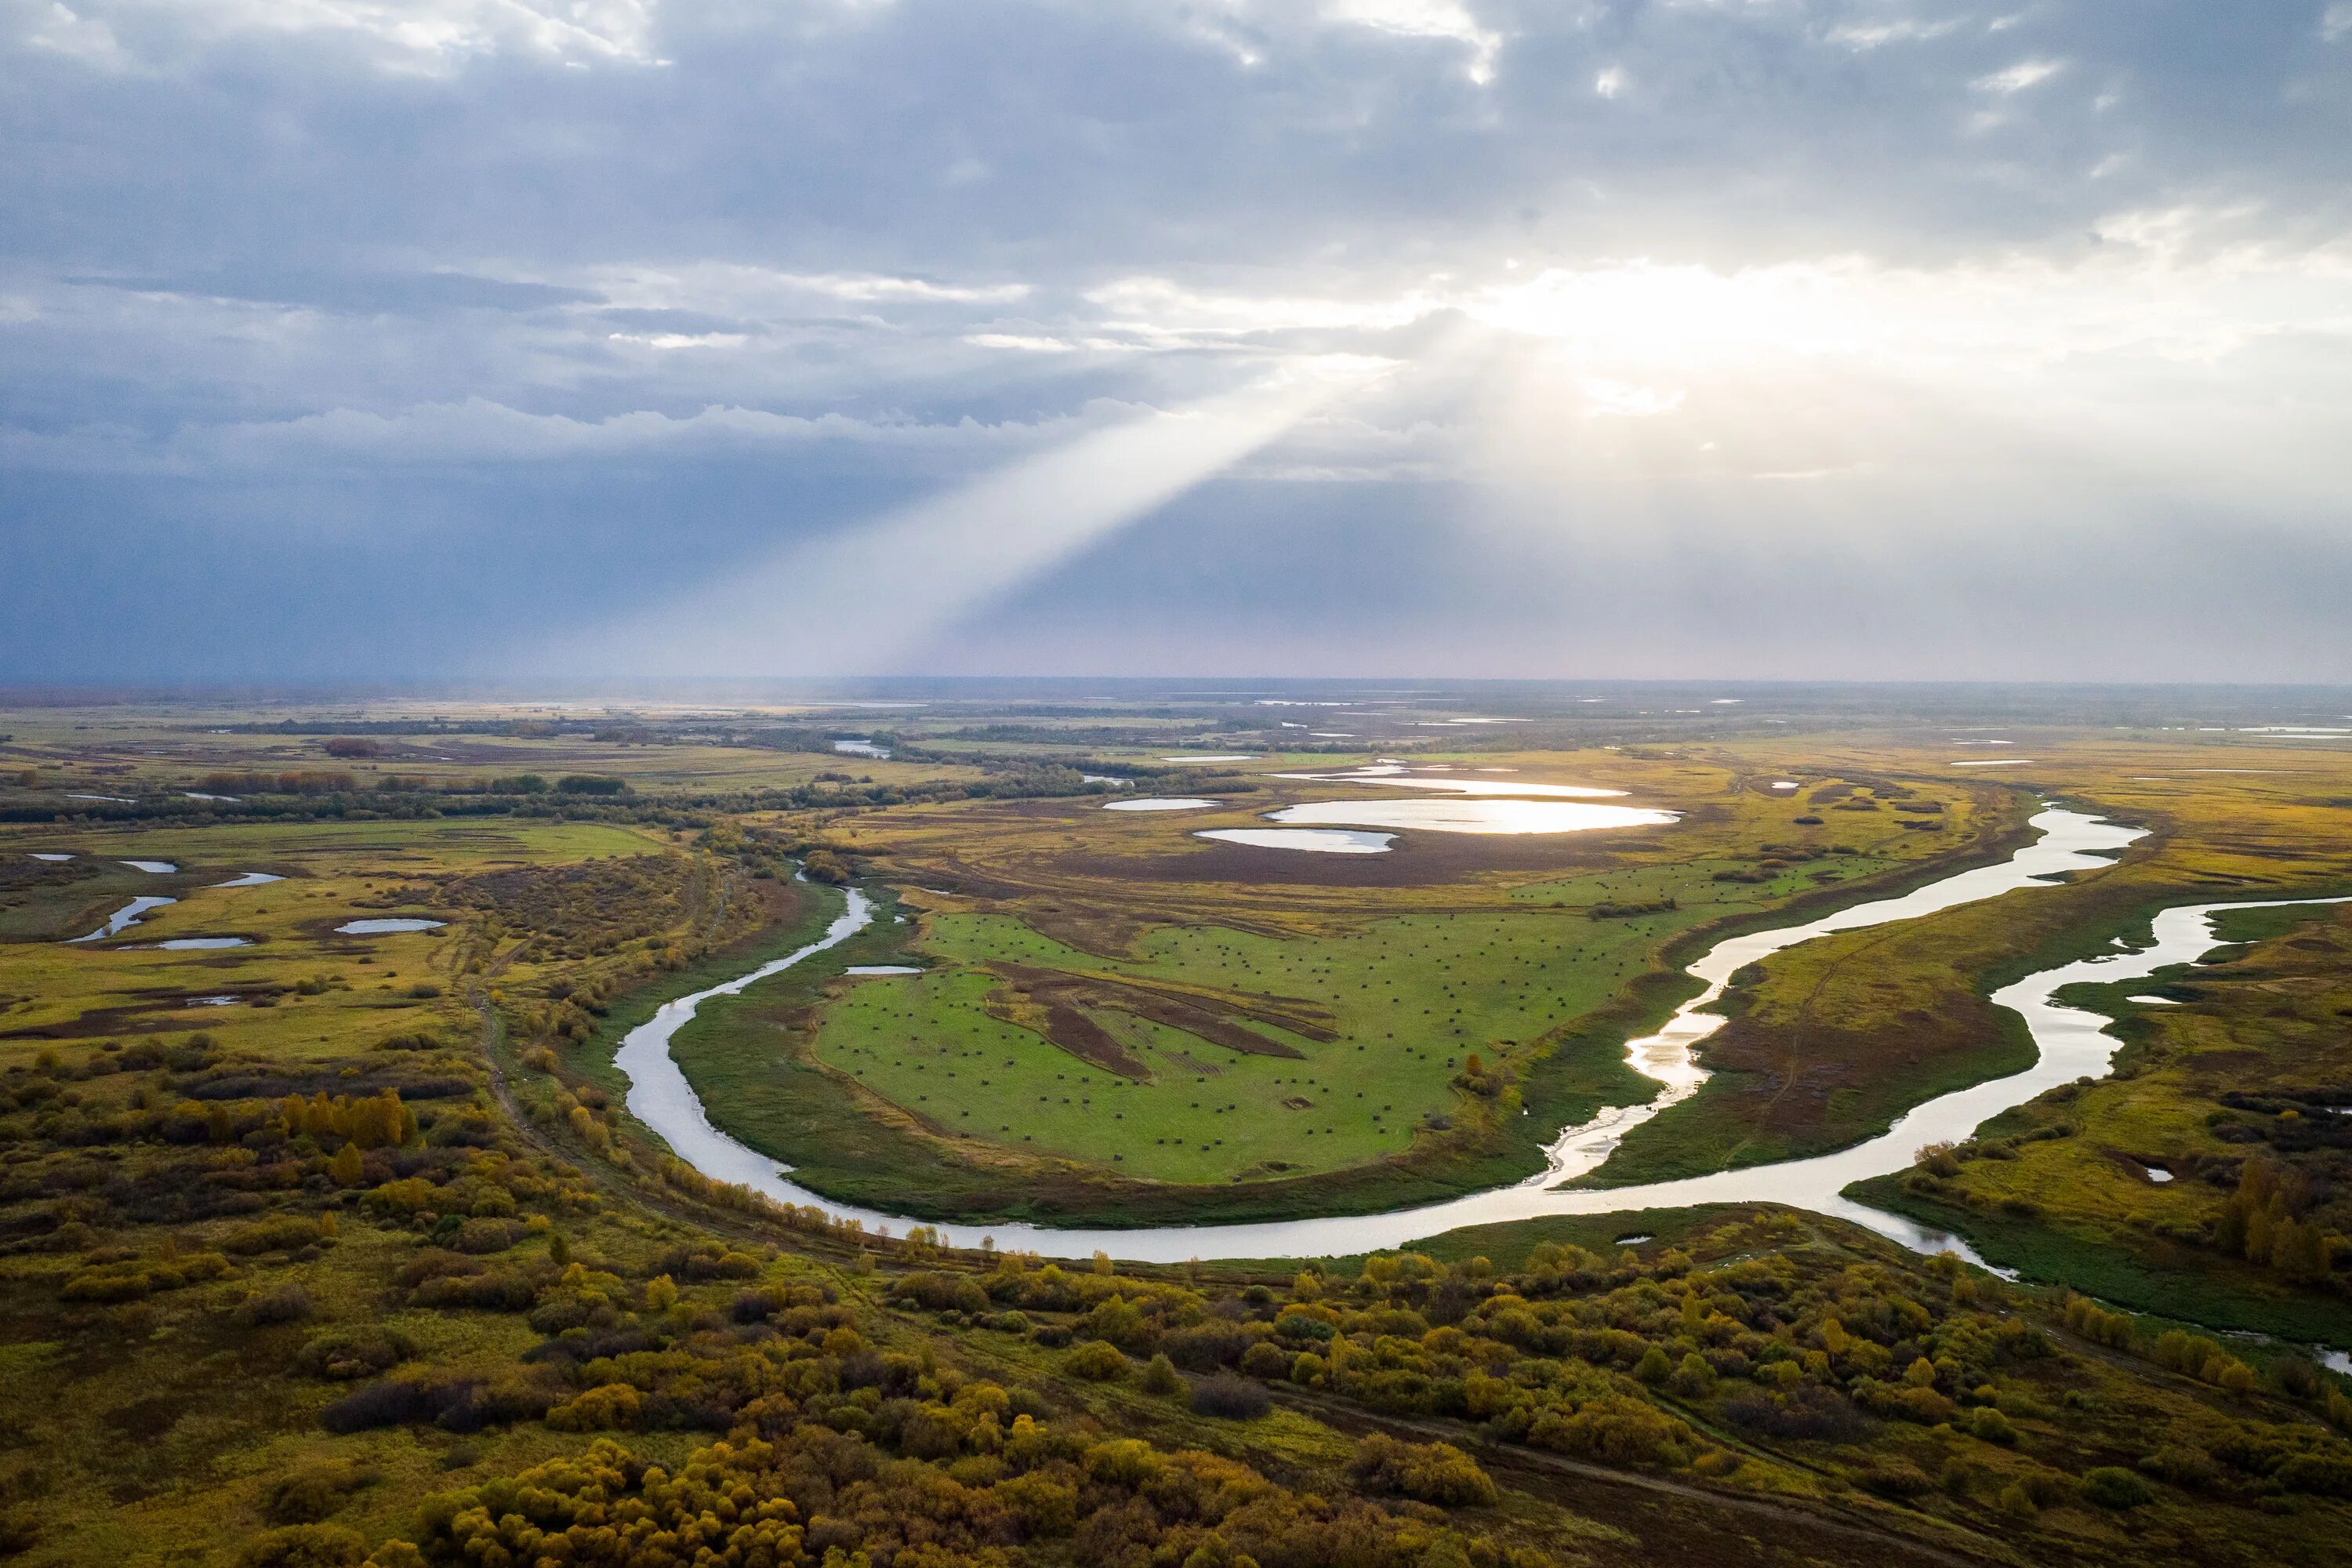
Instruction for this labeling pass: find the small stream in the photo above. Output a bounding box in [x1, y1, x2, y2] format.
[615, 810, 2346, 1266]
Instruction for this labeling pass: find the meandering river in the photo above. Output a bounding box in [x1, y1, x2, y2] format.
[615, 808, 2347, 1265]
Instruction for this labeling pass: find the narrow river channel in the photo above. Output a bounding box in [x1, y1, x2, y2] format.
[615, 808, 2348, 1265]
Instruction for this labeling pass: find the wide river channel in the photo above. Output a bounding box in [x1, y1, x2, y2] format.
[616, 807, 2349, 1264]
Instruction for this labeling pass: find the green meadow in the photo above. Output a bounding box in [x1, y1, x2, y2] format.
[794, 850, 1895, 1188]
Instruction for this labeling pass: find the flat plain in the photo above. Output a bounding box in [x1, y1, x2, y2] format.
[7, 684, 2352, 1568]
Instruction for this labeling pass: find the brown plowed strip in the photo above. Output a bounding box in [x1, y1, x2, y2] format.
[1039, 1002, 1152, 1077]
[995, 960, 1334, 1042]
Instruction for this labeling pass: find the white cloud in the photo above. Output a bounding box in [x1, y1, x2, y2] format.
[1973, 57, 2066, 94]
[607, 331, 745, 350]
[17, 2, 128, 65]
[1578, 376, 1682, 418]
[1594, 64, 1624, 99]
[5, 0, 665, 73]
[1825, 17, 1964, 51]
[963, 332, 1080, 352]
[0, 397, 1116, 471]
[1320, 0, 1501, 84]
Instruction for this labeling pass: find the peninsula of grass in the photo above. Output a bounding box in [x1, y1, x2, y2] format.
[1834, 895, 2352, 1347]
[646, 821, 2052, 1227]
[1587, 771, 2352, 1189]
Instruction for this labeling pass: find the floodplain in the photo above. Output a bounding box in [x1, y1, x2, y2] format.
[7, 682, 2352, 1568]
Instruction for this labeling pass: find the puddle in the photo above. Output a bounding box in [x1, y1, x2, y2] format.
[335, 918, 445, 935]
[121, 860, 177, 873]
[1103, 797, 1218, 812]
[845, 965, 922, 976]
[214, 872, 284, 888]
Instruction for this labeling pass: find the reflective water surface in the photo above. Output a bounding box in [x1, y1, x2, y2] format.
[1269, 799, 1678, 835]
[1193, 827, 1396, 854]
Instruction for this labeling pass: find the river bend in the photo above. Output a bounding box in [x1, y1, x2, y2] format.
[615, 808, 2345, 1264]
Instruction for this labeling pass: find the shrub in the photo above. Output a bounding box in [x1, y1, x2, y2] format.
[544, 1383, 644, 1432]
[1969, 1407, 2019, 1446]
[449, 1218, 520, 1255]
[1669, 1352, 1717, 1398]
[297, 1327, 414, 1381]
[234, 1285, 314, 1327]
[320, 1378, 445, 1433]
[1349, 1434, 1498, 1506]
[263, 1467, 359, 1525]
[227, 1217, 332, 1255]
[1239, 1341, 1293, 1379]
[1189, 1375, 1272, 1420]
[1722, 1387, 1869, 1443]
[2275, 1453, 2352, 1497]
[1064, 1341, 1128, 1381]
[1860, 1461, 1935, 1498]
[1527, 1395, 1690, 1467]
[2081, 1467, 2154, 1509]
[239, 1523, 367, 1568]
[1141, 1354, 1185, 1396]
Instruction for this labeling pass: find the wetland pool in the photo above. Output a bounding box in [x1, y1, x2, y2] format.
[66, 896, 176, 942]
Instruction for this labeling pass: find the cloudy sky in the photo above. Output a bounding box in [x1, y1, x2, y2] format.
[5, 0, 2350, 684]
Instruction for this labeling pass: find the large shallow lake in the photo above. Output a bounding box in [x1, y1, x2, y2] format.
[1276, 764, 1628, 799]
[1194, 827, 1396, 854]
[1269, 798, 1678, 835]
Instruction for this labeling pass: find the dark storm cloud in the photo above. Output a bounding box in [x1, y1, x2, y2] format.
[2, 1, 2349, 681]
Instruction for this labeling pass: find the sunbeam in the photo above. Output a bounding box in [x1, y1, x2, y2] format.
[543, 359, 1382, 677]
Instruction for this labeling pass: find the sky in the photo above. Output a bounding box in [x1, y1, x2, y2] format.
[4, 0, 2350, 685]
